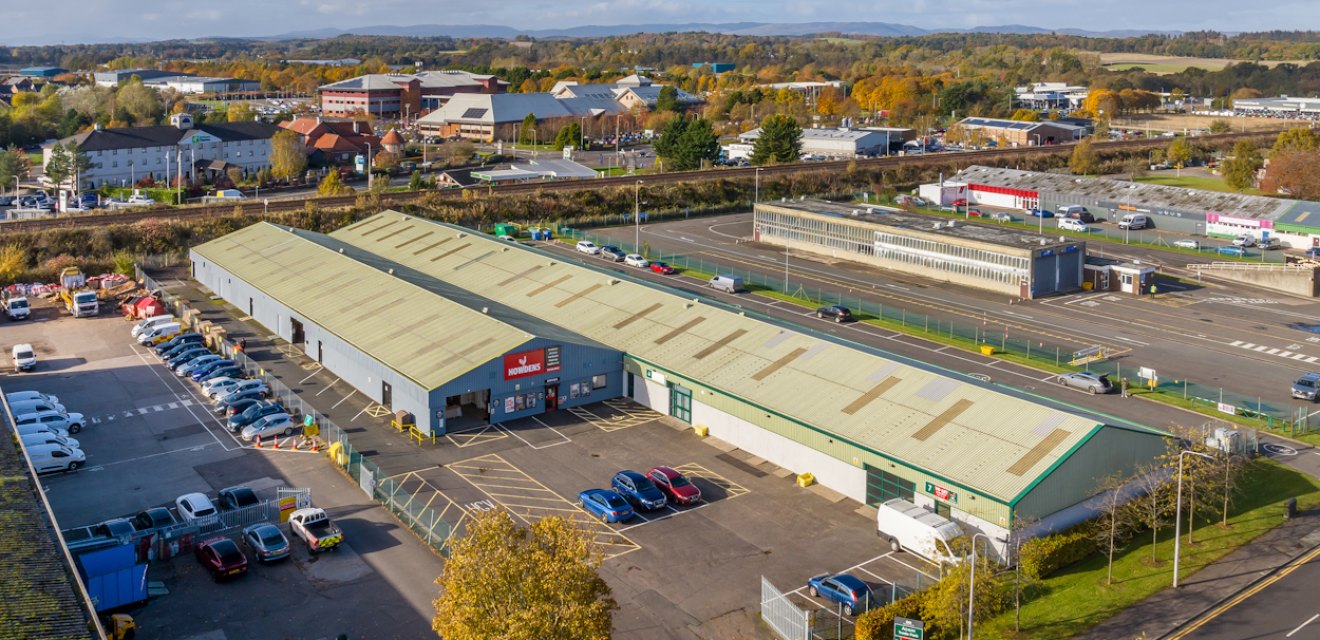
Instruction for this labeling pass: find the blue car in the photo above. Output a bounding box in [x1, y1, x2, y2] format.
[159, 337, 205, 358]
[1304, 248, 1320, 259]
[610, 470, 668, 511]
[1217, 245, 1247, 257]
[167, 347, 210, 367]
[200, 365, 243, 383]
[1026, 208, 1054, 218]
[577, 489, 634, 523]
[177, 354, 221, 375]
[155, 332, 204, 355]
[192, 359, 235, 381]
[807, 573, 873, 616]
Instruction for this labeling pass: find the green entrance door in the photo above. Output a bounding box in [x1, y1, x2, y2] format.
[864, 464, 916, 506]
[671, 385, 692, 423]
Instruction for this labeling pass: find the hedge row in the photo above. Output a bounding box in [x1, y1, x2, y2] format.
[855, 591, 927, 640]
[1019, 528, 1098, 580]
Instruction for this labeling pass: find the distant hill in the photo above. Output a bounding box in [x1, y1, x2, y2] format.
[260, 22, 1180, 41]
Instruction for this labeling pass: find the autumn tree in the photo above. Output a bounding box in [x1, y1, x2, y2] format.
[750, 114, 802, 166]
[372, 150, 399, 169]
[269, 129, 307, 182]
[317, 171, 352, 196]
[433, 510, 616, 640]
[0, 243, 27, 283]
[445, 140, 476, 166]
[1069, 138, 1097, 175]
[1209, 119, 1232, 134]
[227, 102, 256, 122]
[115, 78, 165, 125]
[1270, 127, 1318, 157]
[919, 552, 1004, 639]
[518, 113, 538, 145]
[1167, 137, 1192, 167]
[1222, 140, 1262, 191]
[1010, 108, 1040, 122]
[1261, 150, 1320, 198]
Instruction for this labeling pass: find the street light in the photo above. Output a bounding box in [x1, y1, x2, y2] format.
[365, 142, 373, 192]
[1174, 449, 1215, 588]
[968, 532, 994, 639]
[754, 167, 763, 206]
[634, 180, 643, 251]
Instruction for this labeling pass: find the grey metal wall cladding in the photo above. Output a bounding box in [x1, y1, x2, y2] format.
[1013, 426, 1166, 521]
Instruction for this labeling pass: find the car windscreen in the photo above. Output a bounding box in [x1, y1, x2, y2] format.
[668, 475, 691, 487]
[1300, 379, 1317, 389]
[634, 477, 658, 492]
[15, 350, 32, 359]
[604, 494, 628, 508]
[11, 300, 27, 309]
[193, 507, 217, 518]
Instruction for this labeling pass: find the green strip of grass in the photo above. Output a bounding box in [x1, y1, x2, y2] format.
[981, 458, 1320, 639]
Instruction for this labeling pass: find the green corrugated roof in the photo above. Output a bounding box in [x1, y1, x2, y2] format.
[191, 222, 532, 390]
[329, 211, 1107, 502]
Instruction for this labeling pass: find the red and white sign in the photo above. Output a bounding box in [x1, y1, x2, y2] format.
[503, 349, 546, 380]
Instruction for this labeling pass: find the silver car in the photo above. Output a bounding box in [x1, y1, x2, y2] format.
[1057, 372, 1114, 395]
[1292, 373, 1320, 402]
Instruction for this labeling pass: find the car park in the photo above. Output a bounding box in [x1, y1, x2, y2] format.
[131, 314, 174, 339]
[20, 431, 80, 451]
[610, 470, 668, 511]
[623, 254, 649, 268]
[212, 379, 266, 402]
[167, 346, 211, 367]
[160, 340, 206, 360]
[647, 466, 702, 505]
[1292, 373, 1320, 401]
[176, 493, 219, 522]
[227, 401, 285, 432]
[241, 413, 296, 442]
[14, 410, 86, 434]
[218, 486, 261, 510]
[9, 397, 67, 415]
[577, 488, 635, 523]
[1057, 371, 1115, 394]
[807, 573, 873, 616]
[132, 507, 178, 532]
[195, 537, 249, 581]
[137, 322, 181, 345]
[1173, 239, 1201, 250]
[200, 366, 244, 384]
[650, 261, 675, 275]
[5, 391, 60, 406]
[1058, 218, 1089, 232]
[201, 374, 247, 396]
[156, 333, 205, 356]
[575, 240, 601, 255]
[1218, 245, 1248, 257]
[815, 305, 853, 322]
[600, 246, 627, 262]
[178, 354, 222, 376]
[26, 443, 86, 473]
[191, 359, 234, 381]
[1025, 208, 1054, 218]
[214, 394, 264, 417]
[242, 523, 291, 562]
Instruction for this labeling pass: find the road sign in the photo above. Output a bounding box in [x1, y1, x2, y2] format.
[1138, 366, 1157, 381]
[894, 616, 924, 640]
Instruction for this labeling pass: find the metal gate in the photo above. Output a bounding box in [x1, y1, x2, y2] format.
[277, 487, 312, 522]
[761, 576, 811, 640]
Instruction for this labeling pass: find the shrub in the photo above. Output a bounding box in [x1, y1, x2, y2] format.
[855, 591, 926, 640]
[1019, 528, 1098, 580]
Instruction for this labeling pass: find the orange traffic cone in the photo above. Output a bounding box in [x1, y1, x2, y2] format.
[273, 436, 280, 450]
[311, 438, 320, 452]
[254, 435, 262, 448]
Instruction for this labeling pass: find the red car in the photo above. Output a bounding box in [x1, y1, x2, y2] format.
[196, 537, 249, 581]
[951, 198, 968, 207]
[647, 466, 702, 505]
[967, 209, 986, 217]
[650, 261, 675, 275]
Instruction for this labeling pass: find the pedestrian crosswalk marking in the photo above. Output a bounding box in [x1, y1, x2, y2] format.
[1230, 341, 1318, 364]
[101, 399, 195, 422]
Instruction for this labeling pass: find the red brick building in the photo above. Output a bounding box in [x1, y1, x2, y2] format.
[318, 71, 506, 119]
[280, 117, 383, 165]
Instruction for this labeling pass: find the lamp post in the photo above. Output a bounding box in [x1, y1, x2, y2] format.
[634, 180, 643, 251]
[968, 532, 994, 639]
[754, 167, 763, 206]
[1174, 450, 1215, 588]
[365, 142, 373, 192]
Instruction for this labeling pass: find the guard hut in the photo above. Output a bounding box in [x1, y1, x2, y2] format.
[1083, 257, 1157, 295]
[754, 199, 1086, 299]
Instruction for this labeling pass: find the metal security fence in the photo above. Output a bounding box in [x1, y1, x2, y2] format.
[761, 576, 811, 640]
[135, 267, 460, 556]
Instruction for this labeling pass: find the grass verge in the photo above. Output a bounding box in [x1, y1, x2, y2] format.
[1136, 173, 1264, 195]
[981, 458, 1320, 639]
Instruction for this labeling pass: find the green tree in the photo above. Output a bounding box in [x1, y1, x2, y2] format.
[673, 116, 720, 170]
[1009, 108, 1040, 121]
[553, 122, 583, 150]
[655, 85, 680, 113]
[317, 171, 352, 196]
[43, 142, 91, 190]
[750, 114, 802, 166]
[408, 170, 425, 191]
[1209, 119, 1232, 134]
[0, 146, 31, 192]
[1167, 137, 1192, 167]
[269, 129, 307, 182]
[1068, 138, 1097, 175]
[919, 555, 1004, 639]
[652, 116, 687, 163]
[518, 113, 538, 145]
[433, 510, 616, 640]
[1271, 127, 1318, 157]
[1223, 140, 1263, 191]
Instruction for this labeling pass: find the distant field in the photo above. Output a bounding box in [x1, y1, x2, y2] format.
[1135, 173, 1264, 195]
[1112, 112, 1295, 133]
[1095, 52, 1310, 74]
[817, 37, 867, 45]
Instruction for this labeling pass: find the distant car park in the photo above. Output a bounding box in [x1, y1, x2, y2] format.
[1173, 239, 1201, 250]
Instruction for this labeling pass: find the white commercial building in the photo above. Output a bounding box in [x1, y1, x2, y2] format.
[732, 127, 893, 160]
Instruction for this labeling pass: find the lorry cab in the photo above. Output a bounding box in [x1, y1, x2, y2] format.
[876, 498, 965, 565]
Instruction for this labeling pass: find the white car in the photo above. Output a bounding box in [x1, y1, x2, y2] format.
[1173, 239, 1201, 250]
[212, 379, 266, 403]
[5, 391, 60, 406]
[576, 240, 601, 255]
[623, 254, 649, 268]
[21, 432, 80, 451]
[1058, 218, 1089, 233]
[14, 410, 86, 435]
[201, 376, 241, 398]
[175, 492, 219, 522]
[240, 413, 296, 442]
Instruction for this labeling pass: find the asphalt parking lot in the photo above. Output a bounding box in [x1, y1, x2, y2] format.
[153, 275, 941, 639]
[1, 300, 445, 639]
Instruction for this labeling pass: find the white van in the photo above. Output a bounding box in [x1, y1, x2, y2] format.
[876, 498, 965, 565]
[8, 398, 67, 416]
[131, 314, 175, 338]
[12, 343, 36, 372]
[1118, 214, 1150, 230]
[1058, 218, 1089, 233]
[6, 391, 61, 406]
[137, 322, 181, 345]
[25, 443, 86, 473]
[21, 431, 81, 451]
[14, 409, 85, 434]
[16, 422, 71, 439]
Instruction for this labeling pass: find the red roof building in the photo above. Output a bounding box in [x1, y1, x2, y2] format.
[317, 71, 507, 119]
[279, 117, 382, 165]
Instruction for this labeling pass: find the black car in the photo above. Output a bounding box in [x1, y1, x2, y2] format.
[214, 394, 264, 417]
[815, 305, 853, 322]
[217, 486, 261, 510]
[158, 334, 206, 357]
[200, 365, 244, 383]
[132, 507, 177, 531]
[600, 246, 627, 262]
[167, 347, 212, 368]
[227, 401, 284, 432]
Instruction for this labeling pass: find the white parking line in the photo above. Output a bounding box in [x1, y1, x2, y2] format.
[886, 553, 940, 580]
[315, 378, 341, 396]
[299, 365, 324, 383]
[1287, 613, 1319, 638]
[495, 423, 569, 450]
[331, 389, 357, 409]
[529, 415, 571, 444]
[130, 346, 242, 451]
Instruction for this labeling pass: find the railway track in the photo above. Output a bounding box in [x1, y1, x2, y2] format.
[0, 130, 1277, 234]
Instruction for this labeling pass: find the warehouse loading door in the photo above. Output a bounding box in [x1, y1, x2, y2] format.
[670, 385, 692, 423]
[290, 318, 305, 346]
[864, 464, 916, 507]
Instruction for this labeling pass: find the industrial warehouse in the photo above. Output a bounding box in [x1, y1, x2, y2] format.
[190, 210, 1166, 552]
[948, 165, 1320, 248]
[753, 199, 1085, 298]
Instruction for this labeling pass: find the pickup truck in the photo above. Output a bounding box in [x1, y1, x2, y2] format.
[288, 507, 343, 553]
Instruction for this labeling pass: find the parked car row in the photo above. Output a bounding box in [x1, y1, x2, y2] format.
[7, 390, 88, 473]
[575, 240, 676, 275]
[577, 466, 703, 523]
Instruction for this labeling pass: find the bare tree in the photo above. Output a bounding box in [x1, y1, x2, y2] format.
[1006, 512, 1041, 632]
[1090, 473, 1135, 585]
[1126, 462, 1172, 564]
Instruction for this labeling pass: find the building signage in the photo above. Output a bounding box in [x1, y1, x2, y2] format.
[645, 369, 667, 385]
[894, 616, 924, 640]
[503, 349, 546, 380]
[545, 346, 562, 373]
[925, 482, 958, 504]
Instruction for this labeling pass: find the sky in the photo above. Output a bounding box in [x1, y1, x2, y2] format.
[5, 0, 1319, 45]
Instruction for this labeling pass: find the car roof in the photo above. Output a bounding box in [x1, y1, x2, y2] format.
[650, 465, 679, 477]
[1300, 373, 1320, 382]
[830, 574, 869, 590]
[180, 492, 212, 505]
[616, 470, 646, 481]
